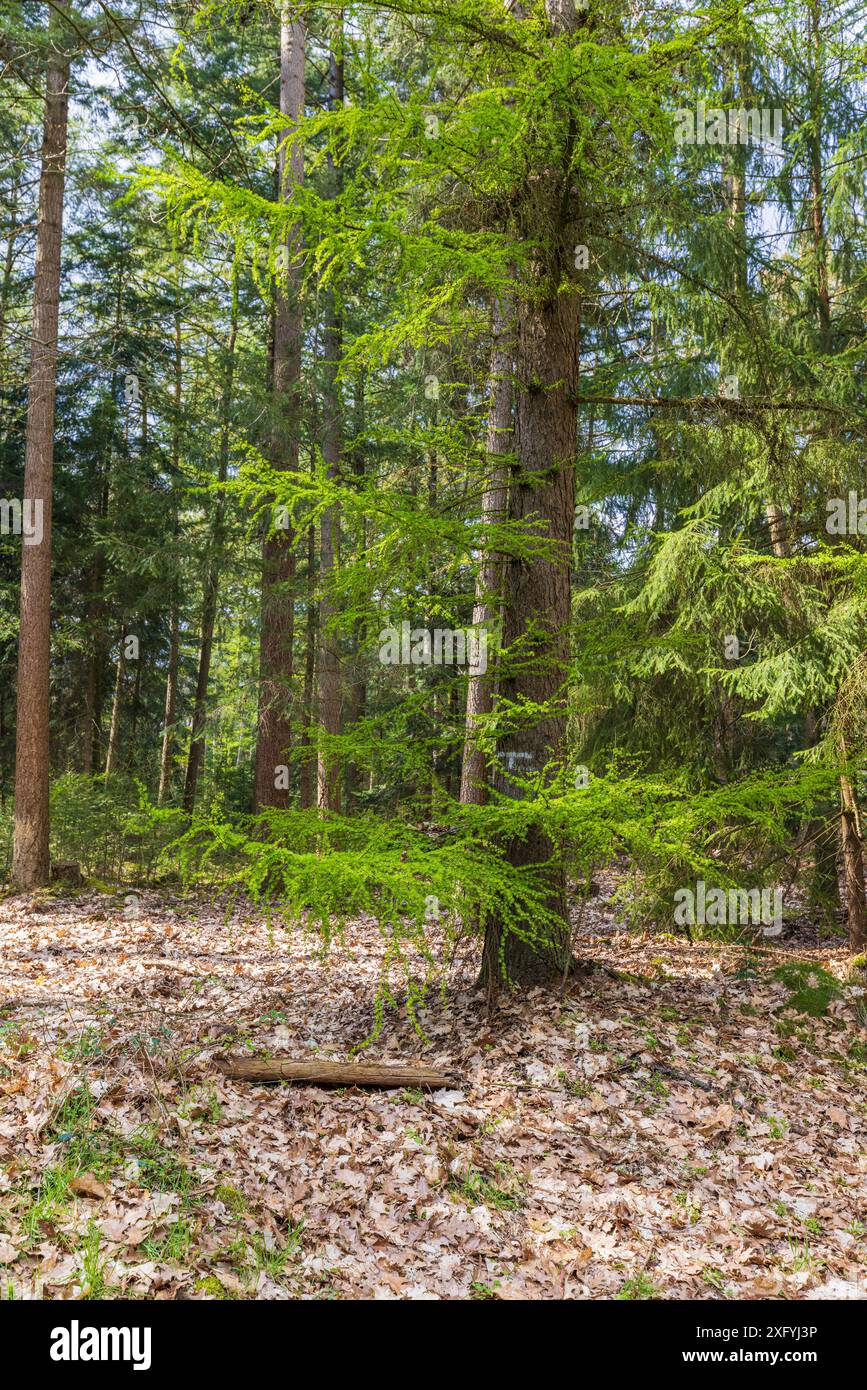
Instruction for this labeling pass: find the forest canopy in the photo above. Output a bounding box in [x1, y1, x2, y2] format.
[4, 0, 866, 975]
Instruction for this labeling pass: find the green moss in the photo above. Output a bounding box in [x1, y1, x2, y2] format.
[772, 961, 842, 1017]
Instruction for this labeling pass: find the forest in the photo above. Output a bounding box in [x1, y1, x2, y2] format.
[0, 0, 865, 1310]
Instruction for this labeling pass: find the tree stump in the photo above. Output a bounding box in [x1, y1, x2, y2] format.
[50, 860, 82, 886]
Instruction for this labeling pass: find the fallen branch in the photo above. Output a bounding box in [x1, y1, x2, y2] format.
[617, 1057, 714, 1092]
[138, 957, 214, 977]
[217, 1058, 453, 1088]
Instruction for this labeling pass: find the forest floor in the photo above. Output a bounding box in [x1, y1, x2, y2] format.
[0, 878, 865, 1301]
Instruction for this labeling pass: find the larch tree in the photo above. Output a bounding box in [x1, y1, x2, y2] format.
[253, 3, 306, 811]
[316, 27, 345, 813]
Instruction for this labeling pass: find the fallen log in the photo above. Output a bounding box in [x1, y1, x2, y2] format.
[218, 1058, 453, 1088]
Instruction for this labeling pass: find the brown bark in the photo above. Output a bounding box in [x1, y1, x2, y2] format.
[298, 507, 317, 809]
[254, 6, 305, 811]
[298, 322, 319, 812]
[804, 5, 864, 946]
[808, 0, 832, 343]
[12, 20, 69, 888]
[840, 763, 866, 952]
[344, 372, 367, 807]
[218, 1058, 452, 1088]
[316, 41, 344, 814]
[460, 297, 512, 805]
[838, 721, 866, 952]
[478, 1, 582, 991]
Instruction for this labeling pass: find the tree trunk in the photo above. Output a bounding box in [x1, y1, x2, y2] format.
[158, 603, 179, 804]
[128, 639, 143, 747]
[478, 4, 581, 990]
[460, 297, 512, 805]
[345, 371, 367, 808]
[0, 171, 22, 447]
[805, 2, 864, 947]
[316, 39, 344, 814]
[158, 304, 183, 805]
[298, 324, 319, 812]
[254, 6, 305, 811]
[104, 627, 126, 776]
[840, 759, 866, 951]
[479, 293, 578, 993]
[183, 281, 238, 813]
[298, 495, 317, 809]
[808, 0, 832, 343]
[12, 20, 69, 889]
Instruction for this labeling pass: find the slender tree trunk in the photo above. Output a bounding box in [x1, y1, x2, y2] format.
[12, 20, 69, 888]
[158, 305, 183, 804]
[254, 6, 305, 811]
[344, 371, 367, 808]
[158, 607, 179, 803]
[299, 506, 317, 808]
[79, 456, 109, 774]
[81, 580, 101, 774]
[316, 36, 344, 813]
[840, 756, 866, 951]
[104, 627, 126, 776]
[808, 1, 832, 343]
[128, 640, 143, 747]
[460, 297, 512, 805]
[0, 173, 22, 447]
[183, 282, 238, 813]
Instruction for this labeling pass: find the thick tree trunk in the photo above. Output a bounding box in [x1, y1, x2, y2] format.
[254, 7, 305, 811]
[316, 41, 344, 814]
[476, 0, 582, 993]
[183, 285, 238, 814]
[804, 4, 864, 948]
[12, 24, 69, 889]
[460, 297, 512, 805]
[479, 294, 578, 993]
[477, 7, 584, 994]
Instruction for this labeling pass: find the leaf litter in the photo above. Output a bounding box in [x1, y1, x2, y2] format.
[0, 879, 864, 1301]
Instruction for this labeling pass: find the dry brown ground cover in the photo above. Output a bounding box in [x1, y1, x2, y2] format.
[0, 881, 865, 1301]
